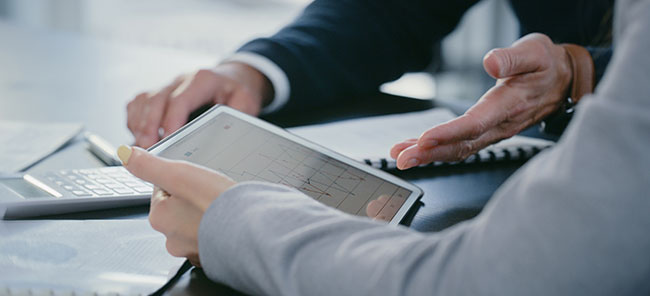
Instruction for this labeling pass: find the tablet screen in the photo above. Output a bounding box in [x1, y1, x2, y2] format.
[157, 111, 413, 222]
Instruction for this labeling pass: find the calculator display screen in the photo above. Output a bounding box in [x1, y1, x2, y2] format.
[0, 178, 52, 199]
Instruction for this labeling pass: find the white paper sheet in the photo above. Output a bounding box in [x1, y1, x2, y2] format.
[288, 108, 459, 160]
[0, 121, 83, 173]
[0, 219, 185, 295]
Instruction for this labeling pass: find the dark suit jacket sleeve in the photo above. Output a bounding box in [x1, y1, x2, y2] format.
[509, 0, 613, 85]
[237, 0, 478, 112]
[587, 46, 612, 84]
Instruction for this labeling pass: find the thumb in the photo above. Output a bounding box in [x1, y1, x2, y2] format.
[117, 145, 178, 191]
[483, 34, 548, 79]
[117, 145, 236, 209]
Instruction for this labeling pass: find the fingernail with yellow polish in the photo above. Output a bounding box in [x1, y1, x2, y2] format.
[117, 145, 133, 165]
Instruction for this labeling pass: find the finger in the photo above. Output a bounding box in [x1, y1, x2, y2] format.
[366, 194, 390, 218]
[165, 237, 199, 259]
[483, 33, 552, 79]
[170, 70, 223, 112]
[134, 94, 167, 148]
[160, 101, 191, 139]
[398, 128, 510, 169]
[126, 92, 148, 135]
[133, 78, 185, 148]
[395, 144, 423, 170]
[148, 188, 175, 234]
[389, 138, 418, 159]
[161, 70, 222, 137]
[417, 84, 516, 149]
[396, 143, 467, 170]
[148, 189, 200, 253]
[117, 145, 234, 210]
[163, 214, 200, 258]
[118, 145, 193, 192]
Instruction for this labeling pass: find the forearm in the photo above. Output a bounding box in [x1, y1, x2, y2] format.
[238, 0, 477, 112]
[198, 181, 474, 295]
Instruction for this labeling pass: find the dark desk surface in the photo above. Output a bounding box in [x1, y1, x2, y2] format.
[0, 21, 535, 294]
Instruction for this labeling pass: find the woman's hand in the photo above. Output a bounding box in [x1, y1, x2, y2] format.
[117, 145, 236, 266]
[392, 33, 573, 169]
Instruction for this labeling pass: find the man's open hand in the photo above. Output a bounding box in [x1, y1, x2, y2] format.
[392, 33, 572, 169]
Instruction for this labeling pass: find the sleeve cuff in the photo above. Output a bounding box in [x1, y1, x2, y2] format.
[221, 52, 291, 114]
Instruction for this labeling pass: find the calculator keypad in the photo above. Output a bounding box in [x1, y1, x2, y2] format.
[43, 167, 152, 197]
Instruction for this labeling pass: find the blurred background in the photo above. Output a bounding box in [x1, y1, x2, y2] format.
[0, 0, 518, 103]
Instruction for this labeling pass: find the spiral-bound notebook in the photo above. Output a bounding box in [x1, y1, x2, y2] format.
[288, 107, 554, 170]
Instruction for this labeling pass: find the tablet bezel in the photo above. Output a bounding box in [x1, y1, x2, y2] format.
[148, 105, 423, 225]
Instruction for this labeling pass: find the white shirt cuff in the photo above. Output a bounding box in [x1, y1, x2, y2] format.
[221, 52, 290, 114]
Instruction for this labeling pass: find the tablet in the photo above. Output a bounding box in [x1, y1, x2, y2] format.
[148, 105, 423, 224]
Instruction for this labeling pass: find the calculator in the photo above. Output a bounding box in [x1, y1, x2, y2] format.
[0, 167, 152, 219]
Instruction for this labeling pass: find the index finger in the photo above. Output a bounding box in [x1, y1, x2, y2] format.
[417, 84, 511, 148]
[134, 78, 185, 148]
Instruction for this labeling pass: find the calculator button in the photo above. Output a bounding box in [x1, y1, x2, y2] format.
[86, 174, 102, 179]
[92, 189, 114, 196]
[99, 167, 122, 173]
[104, 183, 123, 189]
[84, 184, 103, 190]
[106, 172, 126, 178]
[133, 186, 153, 193]
[75, 179, 87, 185]
[123, 181, 143, 187]
[95, 178, 113, 184]
[67, 175, 78, 180]
[72, 190, 92, 196]
[113, 188, 135, 195]
[55, 181, 65, 185]
[63, 185, 76, 191]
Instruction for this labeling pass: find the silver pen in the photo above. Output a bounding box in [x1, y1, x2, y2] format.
[84, 132, 122, 166]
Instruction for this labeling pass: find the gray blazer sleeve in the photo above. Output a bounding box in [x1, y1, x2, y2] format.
[197, 1, 650, 295]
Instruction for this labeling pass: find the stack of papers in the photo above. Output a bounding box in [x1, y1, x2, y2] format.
[0, 219, 185, 294]
[0, 121, 83, 173]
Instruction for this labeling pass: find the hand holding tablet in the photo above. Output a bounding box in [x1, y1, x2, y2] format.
[146, 105, 423, 224]
[116, 104, 423, 265]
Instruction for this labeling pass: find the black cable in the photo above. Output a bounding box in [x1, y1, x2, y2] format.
[150, 259, 193, 296]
